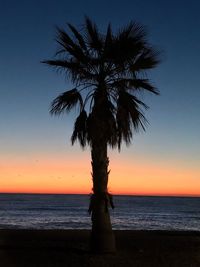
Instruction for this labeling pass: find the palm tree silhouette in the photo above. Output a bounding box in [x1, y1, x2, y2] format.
[43, 17, 160, 253]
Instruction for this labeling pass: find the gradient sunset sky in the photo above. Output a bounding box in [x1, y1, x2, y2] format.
[0, 0, 200, 196]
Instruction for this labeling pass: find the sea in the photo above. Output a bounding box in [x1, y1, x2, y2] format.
[0, 194, 200, 231]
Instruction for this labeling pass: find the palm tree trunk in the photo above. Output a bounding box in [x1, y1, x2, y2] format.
[89, 140, 116, 253]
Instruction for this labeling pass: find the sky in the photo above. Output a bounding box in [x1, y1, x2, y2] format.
[0, 0, 200, 196]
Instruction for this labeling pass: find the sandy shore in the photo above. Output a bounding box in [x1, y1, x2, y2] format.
[0, 229, 200, 266]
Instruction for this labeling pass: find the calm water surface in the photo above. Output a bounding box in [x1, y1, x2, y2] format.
[0, 194, 200, 230]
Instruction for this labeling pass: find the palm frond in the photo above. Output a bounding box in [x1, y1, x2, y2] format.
[116, 106, 132, 150]
[56, 27, 88, 63]
[118, 21, 146, 41]
[103, 24, 113, 55]
[128, 79, 159, 95]
[50, 89, 83, 115]
[109, 22, 146, 65]
[110, 78, 159, 95]
[42, 59, 98, 84]
[130, 47, 160, 71]
[67, 23, 87, 50]
[42, 59, 77, 70]
[71, 110, 88, 147]
[116, 91, 148, 149]
[85, 16, 103, 52]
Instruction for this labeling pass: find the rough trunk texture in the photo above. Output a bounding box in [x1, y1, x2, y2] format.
[90, 141, 116, 253]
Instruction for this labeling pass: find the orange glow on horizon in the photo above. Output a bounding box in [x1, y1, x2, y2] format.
[0, 154, 200, 197]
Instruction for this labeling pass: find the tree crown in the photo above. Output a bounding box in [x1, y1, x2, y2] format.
[43, 17, 160, 150]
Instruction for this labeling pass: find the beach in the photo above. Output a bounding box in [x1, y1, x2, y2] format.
[0, 229, 200, 266]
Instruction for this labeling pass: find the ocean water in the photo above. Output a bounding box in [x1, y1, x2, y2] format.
[0, 194, 200, 231]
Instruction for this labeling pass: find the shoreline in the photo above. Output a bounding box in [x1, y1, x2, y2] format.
[0, 229, 200, 266]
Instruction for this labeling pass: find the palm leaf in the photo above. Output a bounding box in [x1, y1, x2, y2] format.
[56, 27, 88, 63]
[130, 47, 160, 71]
[103, 24, 113, 56]
[109, 22, 146, 65]
[116, 91, 148, 149]
[85, 16, 103, 52]
[67, 23, 87, 51]
[111, 78, 159, 95]
[116, 106, 132, 149]
[50, 89, 83, 115]
[71, 110, 88, 147]
[129, 79, 159, 95]
[118, 21, 146, 40]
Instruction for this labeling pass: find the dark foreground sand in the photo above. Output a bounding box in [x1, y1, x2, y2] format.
[0, 229, 200, 267]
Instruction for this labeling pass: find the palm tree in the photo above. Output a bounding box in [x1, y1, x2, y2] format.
[43, 17, 160, 253]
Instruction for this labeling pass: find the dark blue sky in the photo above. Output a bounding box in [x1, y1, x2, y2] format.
[0, 0, 200, 169]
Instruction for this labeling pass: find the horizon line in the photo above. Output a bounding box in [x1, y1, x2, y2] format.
[0, 192, 200, 198]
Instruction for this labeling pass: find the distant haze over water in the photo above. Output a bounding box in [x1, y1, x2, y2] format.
[0, 194, 200, 231]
